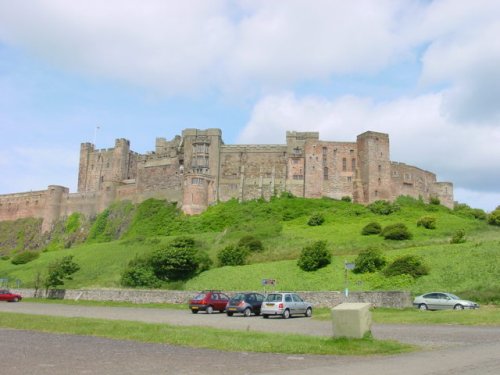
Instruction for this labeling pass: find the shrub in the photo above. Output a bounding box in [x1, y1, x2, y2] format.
[383, 255, 429, 278]
[1, 255, 10, 261]
[353, 248, 386, 274]
[361, 222, 382, 235]
[44, 255, 80, 290]
[381, 223, 412, 240]
[367, 200, 400, 215]
[120, 257, 161, 288]
[307, 213, 325, 226]
[450, 229, 466, 244]
[170, 236, 196, 249]
[150, 246, 199, 281]
[217, 245, 248, 267]
[341, 196, 352, 202]
[238, 235, 264, 252]
[429, 196, 440, 205]
[417, 216, 436, 229]
[297, 240, 331, 272]
[11, 251, 39, 265]
[488, 209, 500, 226]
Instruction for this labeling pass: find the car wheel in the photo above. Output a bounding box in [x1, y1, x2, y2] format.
[206, 305, 214, 314]
[454, 304, 464, 310]
[282, 309, 290, 319]
[418, 303, 428, 311]
[226, 312, 233, 317]
[11, 297, 19, 302]
[305, 307, 312, 317]
[243, 308, 251, 317]
[191, 309, 198, 314]
[263, 314, 269, 319]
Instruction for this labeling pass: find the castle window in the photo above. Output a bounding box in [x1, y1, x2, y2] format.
[351, 158, 356, 171]
[378, 165, 382, 172]
[293, 147, 301, 155]
[323, 167, 328, 179]
[192, 178, 203, 185]
[342, 158, 347, 171]
[350, 149, 354, 155]
[378, 178, 381, 185]
[322, 147, 327, 155]
[293, 174, 304, 180]
[106, 162, 110, 168]
[375, 190, 378, 196]
[347, 176, 352, 182]
[100, 176, 104, 182]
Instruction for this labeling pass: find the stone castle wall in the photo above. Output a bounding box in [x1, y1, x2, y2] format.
[0, 128, 454, 231]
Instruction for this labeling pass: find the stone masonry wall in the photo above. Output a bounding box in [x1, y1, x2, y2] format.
[13, 288, 412, 309]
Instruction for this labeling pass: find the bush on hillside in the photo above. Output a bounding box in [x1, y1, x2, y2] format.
[297, 240, 331, 272]
[361, 222, 382, 235]
[383, 255, 429, 278]
[368, 200, 400, 215]
[217, 245, 248, 267]
[381, 223, 412, 240]
[150, 245, 199, 281]
[417, 216, 436, 229]
[429, 196, 440, 205]
[307, 213, 325, 226]
[11, 251, 39, 265]
[341, 196, 352, 202]
[487, 209, 500, 226]
[120, 256, 161, 288]
[450, 229, 466, 244]
[353, 248, 386, 274]
[238, 235, 264, 252]
[454, 203, 487, 220]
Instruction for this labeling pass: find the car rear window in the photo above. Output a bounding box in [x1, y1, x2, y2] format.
[192, 293, 207, 300]
[265, 294, 283, 302]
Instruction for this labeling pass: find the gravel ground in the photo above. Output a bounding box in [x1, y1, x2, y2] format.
[1, 302, 499, 374]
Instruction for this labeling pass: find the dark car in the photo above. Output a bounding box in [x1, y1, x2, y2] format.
[0, 289, 22, 302]
[226, 292, 265, 317]
[189, 290, 230, 314]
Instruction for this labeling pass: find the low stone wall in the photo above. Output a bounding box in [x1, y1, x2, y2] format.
[13, 288, 412, 309]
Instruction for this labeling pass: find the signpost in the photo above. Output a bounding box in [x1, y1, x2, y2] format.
[344, 261, 355, 297]
[261, 278, 276, 294]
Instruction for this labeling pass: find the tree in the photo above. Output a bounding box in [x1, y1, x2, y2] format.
[44, 255, 80, 291]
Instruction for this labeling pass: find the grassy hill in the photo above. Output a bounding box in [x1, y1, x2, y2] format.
[0, 196, 499, 303]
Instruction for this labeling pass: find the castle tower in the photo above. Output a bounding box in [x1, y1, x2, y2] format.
[181, 129, 223, 214]
[78, 142, 95, 192]
[356, 131, 391, 204]
[285, 131, 319, 197]
[112, 138, 131, 182]
[42, 185, 69, 232]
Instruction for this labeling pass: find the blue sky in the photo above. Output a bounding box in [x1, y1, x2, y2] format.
[1, 0, 500, 211]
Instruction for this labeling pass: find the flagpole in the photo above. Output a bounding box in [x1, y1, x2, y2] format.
[93, 126, 100, 145]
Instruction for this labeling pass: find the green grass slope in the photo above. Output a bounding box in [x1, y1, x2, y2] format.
[0, 196, 499, 302]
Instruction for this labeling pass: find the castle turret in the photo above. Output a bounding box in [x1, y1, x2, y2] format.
[78, 142, 95, 193]
[42, 185, 69, 232]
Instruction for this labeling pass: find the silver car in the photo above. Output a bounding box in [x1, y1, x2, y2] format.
[413, 292, 479, 310]
[261, 292, 312, 319]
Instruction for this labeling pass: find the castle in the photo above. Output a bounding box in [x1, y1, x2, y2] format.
[0, 129, 453, 232]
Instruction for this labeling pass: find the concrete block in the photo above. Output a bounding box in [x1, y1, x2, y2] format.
[332, 302, 372, 339]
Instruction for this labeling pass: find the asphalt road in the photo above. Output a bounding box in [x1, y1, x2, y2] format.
[1, 302, 499, 374]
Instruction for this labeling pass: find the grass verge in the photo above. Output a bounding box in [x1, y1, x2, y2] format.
[0, 312, 414, 356]
[23, 298, 187, 310]
[313, 306, 500, 326]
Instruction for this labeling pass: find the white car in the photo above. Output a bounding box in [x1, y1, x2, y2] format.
[261, 292, 312, 319]
[413, 292, 479, 310]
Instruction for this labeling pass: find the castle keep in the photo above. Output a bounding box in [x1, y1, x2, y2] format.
[0, 129, 453, 231]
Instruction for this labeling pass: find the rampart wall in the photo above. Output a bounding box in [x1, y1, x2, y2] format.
[13, 288, 412, 309]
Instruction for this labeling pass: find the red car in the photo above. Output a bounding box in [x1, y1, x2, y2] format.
[0, 289, 22, 302]
[189, 290, 229, 314]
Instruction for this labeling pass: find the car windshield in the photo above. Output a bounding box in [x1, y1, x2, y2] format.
[192, 293, 207, 300]
[265, 294, 283, 302]
[230, 293, 245, 302]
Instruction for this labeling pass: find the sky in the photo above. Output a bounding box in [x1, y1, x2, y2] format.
[0, 0, 499, 212]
